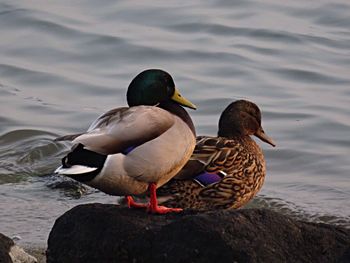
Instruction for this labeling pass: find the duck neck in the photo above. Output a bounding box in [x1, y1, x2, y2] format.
[158, 101, 196, 136]
[217, 126, 242, 139]
[218, 126, 247, 143]
[218, 130, 263, 154]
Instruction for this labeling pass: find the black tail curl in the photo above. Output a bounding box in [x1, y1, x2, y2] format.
[62, 144, 107, 168]
[61, 144, 107, 182]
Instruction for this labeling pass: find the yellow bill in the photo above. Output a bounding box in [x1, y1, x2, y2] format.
[171, 88, 197, 110]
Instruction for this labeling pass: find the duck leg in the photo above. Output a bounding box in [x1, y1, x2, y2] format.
[147, 183, 183, 214]
[125, 196, 148, 209]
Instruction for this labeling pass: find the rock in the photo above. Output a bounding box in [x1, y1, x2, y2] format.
[47, 203, 350, 263]
[0, 233, 13, 263]
[0, 233, 37, 263]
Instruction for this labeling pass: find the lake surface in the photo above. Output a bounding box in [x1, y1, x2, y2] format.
[1, 0, 349, 248]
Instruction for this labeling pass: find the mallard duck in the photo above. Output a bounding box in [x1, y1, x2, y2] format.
[54, 69, 197, 214]
[157, 100, 275, 210]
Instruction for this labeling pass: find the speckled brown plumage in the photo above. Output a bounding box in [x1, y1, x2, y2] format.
[158, 100, 275, 211]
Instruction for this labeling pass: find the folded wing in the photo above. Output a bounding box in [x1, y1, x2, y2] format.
[56, 106, 175, 155]
[174, 136, 242, 179]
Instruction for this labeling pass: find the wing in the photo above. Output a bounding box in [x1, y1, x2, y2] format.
[55, 133, 83, 142]
[57, 106, 175, 155]
[158, 136, 248, 209]
[174, 136, 242, 179]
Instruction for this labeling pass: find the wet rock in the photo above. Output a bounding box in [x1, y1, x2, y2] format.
[47, 204, 350, 263]
[0, 233, 37, 263]
[46, 177, 89, 198]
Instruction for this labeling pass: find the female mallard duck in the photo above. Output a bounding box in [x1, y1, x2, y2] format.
[157, 100, 275, 210]
[54, 69, 197, 214]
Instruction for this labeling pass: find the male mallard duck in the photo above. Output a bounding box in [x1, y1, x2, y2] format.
[54, 69, 197, 214]
[157, 100, 275, 210]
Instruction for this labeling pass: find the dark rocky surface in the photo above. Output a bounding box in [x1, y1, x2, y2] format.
[47, 203, 350, 263]
[0, 233, 13, 263]
[0, 233, 37, 263]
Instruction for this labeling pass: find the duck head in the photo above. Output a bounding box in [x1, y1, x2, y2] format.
[218, 100, 275, 147]
[127, 69, 196, 110]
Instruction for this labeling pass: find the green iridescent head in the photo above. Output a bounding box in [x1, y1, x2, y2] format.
[126, 69, 196, 109]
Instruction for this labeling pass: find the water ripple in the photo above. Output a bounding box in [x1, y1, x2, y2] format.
[0, 129, 66, 182]
[168, 23, 304, 44]
[272, 68, 350, 85]
[0, 0, 350, 246]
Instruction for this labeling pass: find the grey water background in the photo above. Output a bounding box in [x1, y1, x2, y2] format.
[0, 0, 349, 248]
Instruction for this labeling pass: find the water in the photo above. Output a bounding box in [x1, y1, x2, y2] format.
[1, 0, 350, 248]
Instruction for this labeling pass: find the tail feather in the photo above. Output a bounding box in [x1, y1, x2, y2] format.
[55, 165, 98, 175]
[54, 143, 107, 182]
[62, 144, 107, 168]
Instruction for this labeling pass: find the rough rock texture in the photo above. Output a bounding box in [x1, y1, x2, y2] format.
[47, 203, 350, 263]
[0, 233, 37, 263]
[0, 233, 13, 263]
